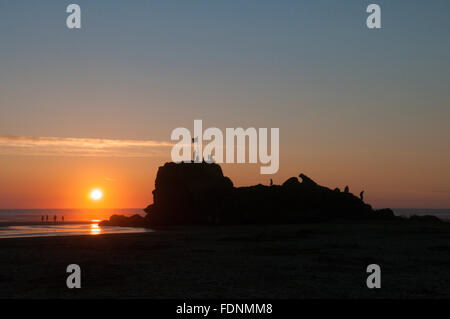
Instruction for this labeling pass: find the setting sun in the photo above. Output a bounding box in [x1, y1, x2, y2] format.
[90, 189, 103, 201]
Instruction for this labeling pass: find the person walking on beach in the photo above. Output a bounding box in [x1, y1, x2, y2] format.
[62, 216, 64, 223]
[41, 215, 44, 224]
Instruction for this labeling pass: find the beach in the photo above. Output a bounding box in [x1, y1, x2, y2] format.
[1, 221, 449, 298]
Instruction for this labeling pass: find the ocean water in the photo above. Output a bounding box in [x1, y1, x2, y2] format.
[393, 208, 450, 221]
[1, 208, 449, 223]
[0, 208, 448, 239]
[0, 209, 149, 239]
[0, 223, 151, 239]
[0, 208, 144, 223]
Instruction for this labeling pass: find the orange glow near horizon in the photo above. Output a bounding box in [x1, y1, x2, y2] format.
[0, 153, 449, 209]
[0, 155, 161, 210]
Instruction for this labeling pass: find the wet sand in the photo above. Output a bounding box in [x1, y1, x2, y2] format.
[0, 222, 449, 298]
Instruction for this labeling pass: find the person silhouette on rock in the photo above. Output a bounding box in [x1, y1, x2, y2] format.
[360, 191, 364, 201]
[344, 186, 349, 193]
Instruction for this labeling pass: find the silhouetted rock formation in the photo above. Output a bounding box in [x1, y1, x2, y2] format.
[100, 162, 427, 228]
[408, 215, 443, 224]
[144, 162, 233, 225]
[373, 208, 396, 220]
[106, 214, 146, 227]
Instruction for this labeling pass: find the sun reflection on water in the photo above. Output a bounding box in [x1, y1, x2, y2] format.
[90, 221, 101, 235]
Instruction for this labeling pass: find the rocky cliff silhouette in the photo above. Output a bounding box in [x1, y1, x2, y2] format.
[100, 161, 444, 227]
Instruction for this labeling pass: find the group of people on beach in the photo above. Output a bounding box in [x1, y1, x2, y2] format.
[41, 215, 64, 224]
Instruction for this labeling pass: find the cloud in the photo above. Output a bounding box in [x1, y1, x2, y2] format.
[0, 135, 173, 157]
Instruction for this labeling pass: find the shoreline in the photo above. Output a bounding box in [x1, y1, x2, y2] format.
[0, 220, 151, 240]
[0, 217, 448, 241]
[0, 220, 94, 227]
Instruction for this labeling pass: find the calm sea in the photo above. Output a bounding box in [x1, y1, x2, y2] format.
[393, 208, 450, 221]
[0, 208, 448, 239]
[0, 224, 151, 239]
[0, 209, 148, 238]
[0, 208, 449, 223]
[0, 208, 450, 223]
[0, 208, 144, 223]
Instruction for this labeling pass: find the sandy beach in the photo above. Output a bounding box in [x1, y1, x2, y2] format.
[0, 221, 449, 299]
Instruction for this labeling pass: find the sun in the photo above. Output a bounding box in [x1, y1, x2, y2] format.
[90, 189, 103, 201]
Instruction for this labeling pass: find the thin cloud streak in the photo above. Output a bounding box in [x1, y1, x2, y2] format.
[0, 135, 173, 157]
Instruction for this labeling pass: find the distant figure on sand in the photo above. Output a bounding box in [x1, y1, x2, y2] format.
[360, 191, 364, 201]
[41, 215, 44, 223]
[62, 216, 64, 223]
[344, 186, 349, 193]
[53, 215, 57, 224]
[270, 179, 273, 186]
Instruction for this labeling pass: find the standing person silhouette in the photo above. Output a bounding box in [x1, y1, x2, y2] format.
[360, 191, 364, 201]
[344, 186, 349, 193]
[62, 216, 64, 223]
[270, 179, 273, 186]
[41, 215, 44, 224]
[53, 215, 57, 224]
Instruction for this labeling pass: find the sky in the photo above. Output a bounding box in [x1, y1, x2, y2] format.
[0, 0, 449, 209]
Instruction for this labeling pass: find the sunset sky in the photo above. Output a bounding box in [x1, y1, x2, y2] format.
[0, 1, 449, 209]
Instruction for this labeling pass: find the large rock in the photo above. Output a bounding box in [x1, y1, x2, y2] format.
[143, 162, 234, 225]
[101, 214, 146, 227]
[224, 173, 375, 224]
[141, 162, 397, 226]
[102, 162, 405, 227]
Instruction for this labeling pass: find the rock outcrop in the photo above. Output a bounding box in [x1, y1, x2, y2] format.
[105, 214, 146, 227]
[143, 162, 233, 225]
[101, 162, 412, 227]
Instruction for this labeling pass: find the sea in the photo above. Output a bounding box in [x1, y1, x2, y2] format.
[0, 208, 150, 239]
[0, 208, 144, 223]
[0, 208, 448, 239]
[392, 208, 450, 221]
